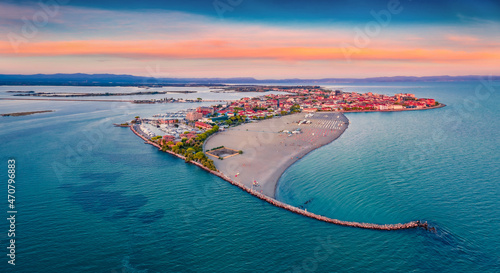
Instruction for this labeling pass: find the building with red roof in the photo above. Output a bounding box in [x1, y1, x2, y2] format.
[195, 121, 213, 130]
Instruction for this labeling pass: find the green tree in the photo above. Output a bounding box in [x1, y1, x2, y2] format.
[194, 152, 205, 161]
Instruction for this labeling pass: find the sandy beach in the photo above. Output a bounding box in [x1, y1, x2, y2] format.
[204, 112, 349, 197]
[133, 114, 426, 231]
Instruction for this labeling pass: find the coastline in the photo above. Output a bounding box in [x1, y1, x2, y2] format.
[204, 112, 349, 197]
[271, 126, 347, 196]
[129, 121, 430, 231]
[339, 103, 446, 113]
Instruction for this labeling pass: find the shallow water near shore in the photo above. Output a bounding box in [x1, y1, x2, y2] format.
[0, 81, 498, 272]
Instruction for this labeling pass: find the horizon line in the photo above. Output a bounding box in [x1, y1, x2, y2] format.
[1, 73, 499, 81]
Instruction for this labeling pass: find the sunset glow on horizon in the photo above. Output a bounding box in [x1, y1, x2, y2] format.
[1, 0, 499, 78]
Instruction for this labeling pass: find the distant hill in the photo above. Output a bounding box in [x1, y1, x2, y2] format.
[0, 73, 498, 86]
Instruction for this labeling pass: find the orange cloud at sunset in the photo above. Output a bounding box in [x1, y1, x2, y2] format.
[1, 40, 499, 63]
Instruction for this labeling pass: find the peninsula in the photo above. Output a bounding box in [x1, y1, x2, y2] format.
[125, 87, 441, 231]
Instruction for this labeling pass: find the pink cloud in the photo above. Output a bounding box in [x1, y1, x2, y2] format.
[1, 39, 499, 64]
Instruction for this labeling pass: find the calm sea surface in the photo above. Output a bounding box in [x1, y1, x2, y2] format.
[0, 81, 498, 272]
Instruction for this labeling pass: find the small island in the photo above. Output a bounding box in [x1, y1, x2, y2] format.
[1, 110, 55, 117]
[9, 90, 197, 97]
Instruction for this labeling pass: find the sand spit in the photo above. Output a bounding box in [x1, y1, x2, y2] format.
[131, 119, 433, 231]
[204, 112, 349, 197]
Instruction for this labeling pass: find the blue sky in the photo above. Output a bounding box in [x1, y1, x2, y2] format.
[7, 0, 497, 24]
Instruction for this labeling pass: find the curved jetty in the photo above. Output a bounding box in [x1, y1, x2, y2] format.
[130, 114, 431, 231]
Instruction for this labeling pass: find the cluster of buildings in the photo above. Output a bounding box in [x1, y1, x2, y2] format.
[336, 92, 437, 111]
[186, 106, 214, 121]
[180, 88, 438, 125]
[139, 87, 438, 143]
[282, 89, 437, 111]
[136, 117, 204, 145]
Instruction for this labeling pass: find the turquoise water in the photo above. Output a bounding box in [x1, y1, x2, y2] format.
[0, 81, 498, 272]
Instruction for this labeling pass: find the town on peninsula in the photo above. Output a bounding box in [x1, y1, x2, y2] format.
[125, 86, 442, 231]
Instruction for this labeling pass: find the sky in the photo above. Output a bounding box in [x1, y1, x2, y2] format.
[0, 0, 499, 79]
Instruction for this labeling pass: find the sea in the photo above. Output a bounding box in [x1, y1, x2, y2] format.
[0, 81, 498, 272]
